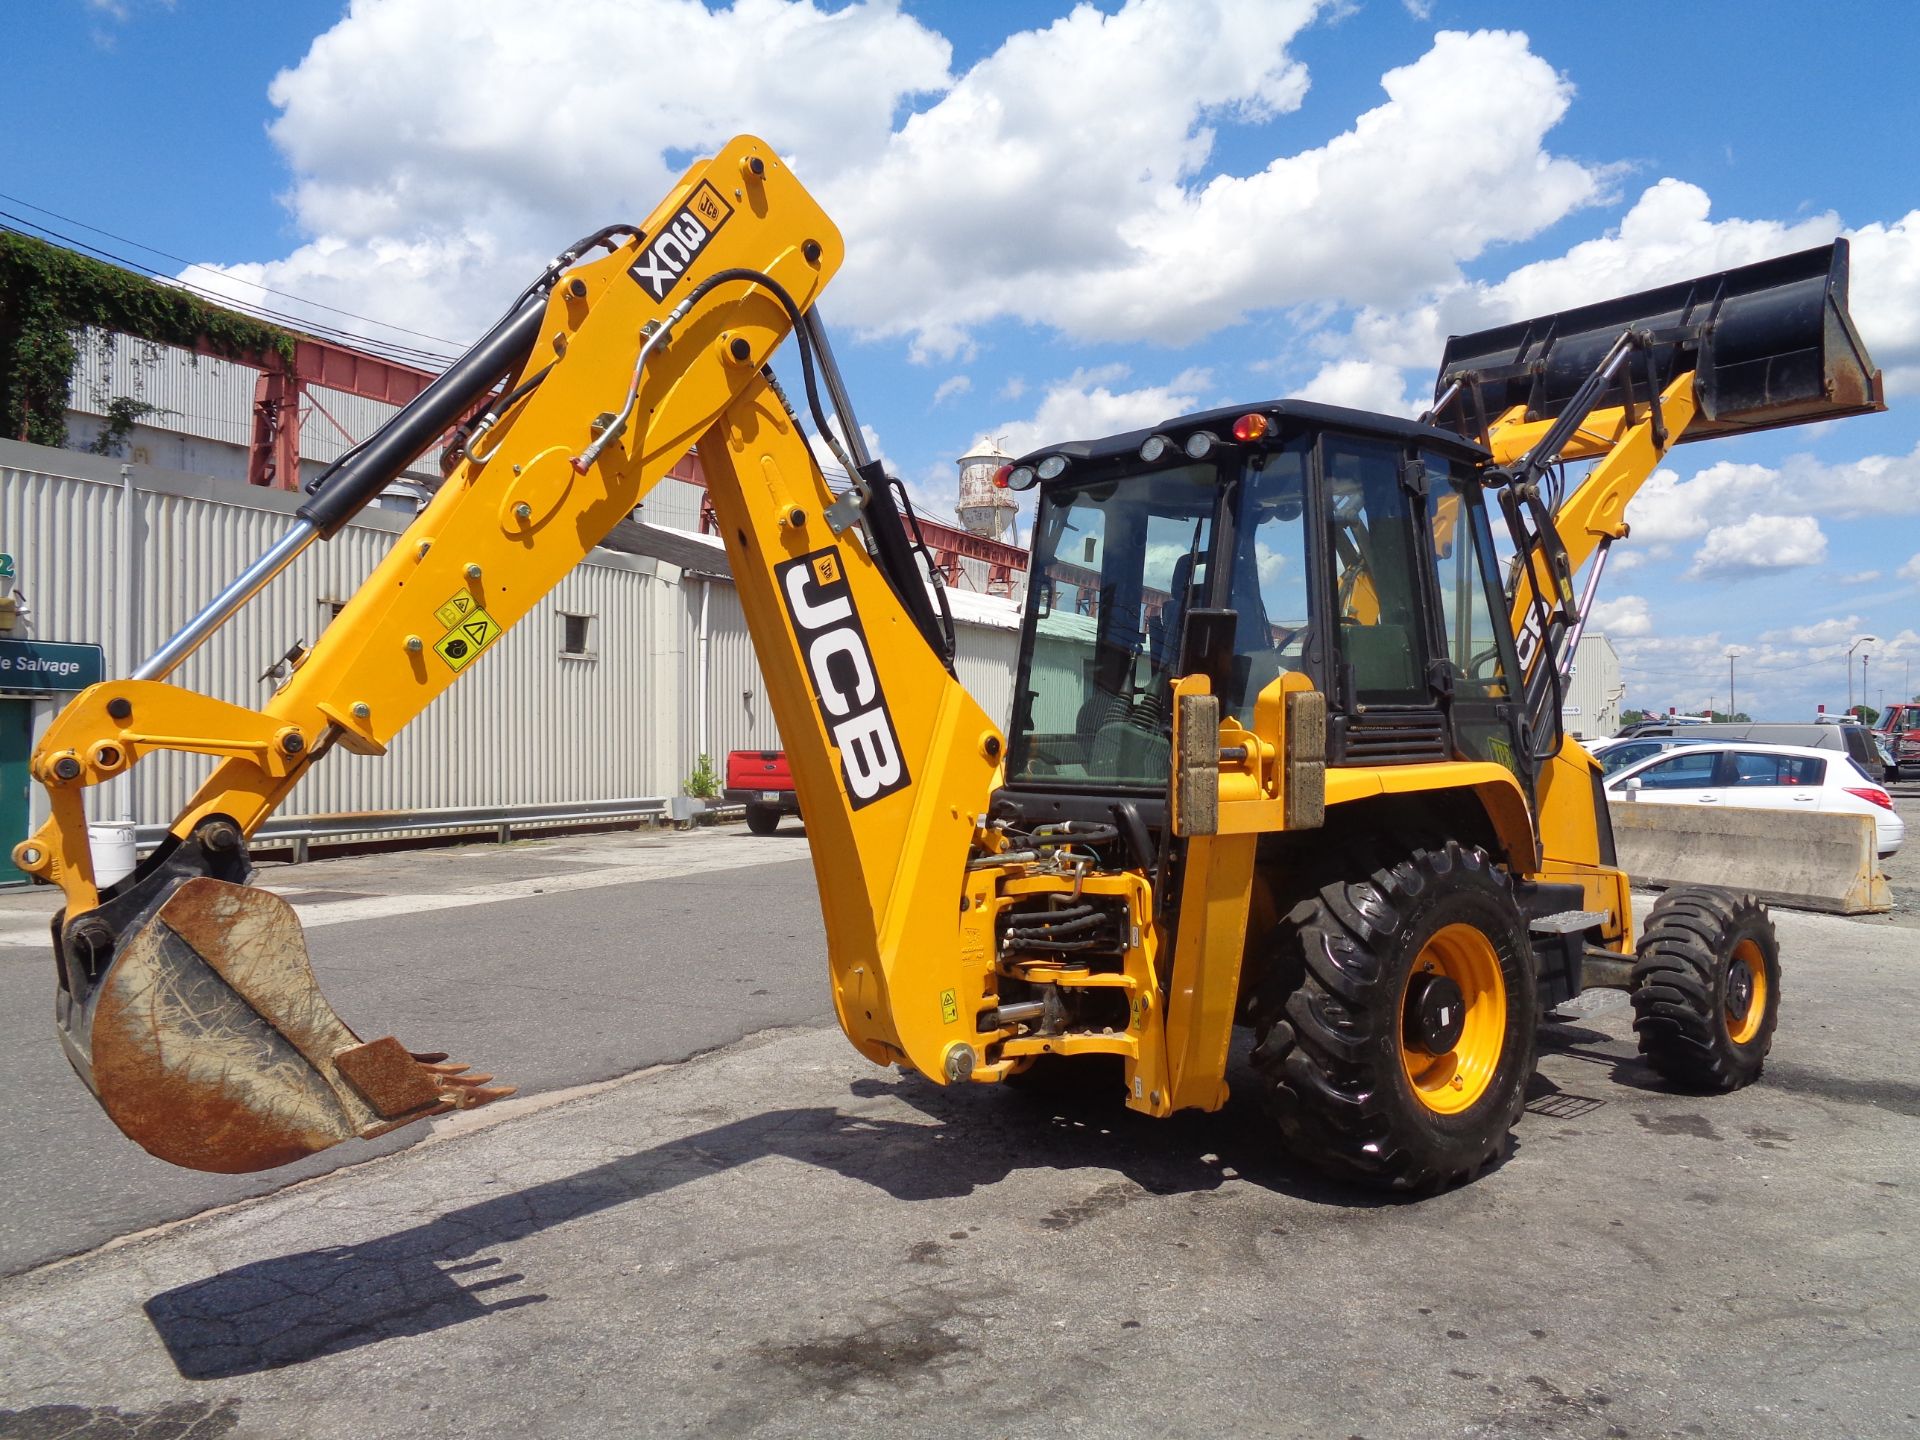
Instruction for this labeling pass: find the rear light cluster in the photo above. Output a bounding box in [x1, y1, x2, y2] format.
[1845, 786, 1895, 811]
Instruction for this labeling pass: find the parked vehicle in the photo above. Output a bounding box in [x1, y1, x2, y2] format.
[1585, 735, 1709, 775]
[1873, 701, 1920, 779]
[1614, 715, 1711, 738]
[723, 749, 800, 835]
[1624, 720, 1885, 784]
[1607, 742, 1903, 857]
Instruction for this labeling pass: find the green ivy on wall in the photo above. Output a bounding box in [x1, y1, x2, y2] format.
[0, 230, 296, 447]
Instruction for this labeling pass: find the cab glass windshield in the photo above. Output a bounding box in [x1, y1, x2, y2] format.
[1007, 443, 1312, 788]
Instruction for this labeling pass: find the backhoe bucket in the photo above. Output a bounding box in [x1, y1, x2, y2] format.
[1435, 240, 1884, 445]
[60, 878, 509, 1173]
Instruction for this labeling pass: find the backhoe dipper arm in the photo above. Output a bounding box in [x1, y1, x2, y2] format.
[17, 136, 1002, 1173]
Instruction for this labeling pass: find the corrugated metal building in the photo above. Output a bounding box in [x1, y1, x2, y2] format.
[0, 438, 1020, 868]
[1562, 633, 1624, 740]
[64, 327, 448, 490]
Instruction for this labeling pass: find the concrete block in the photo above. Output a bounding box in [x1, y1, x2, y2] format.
[1609, 801, 1889, 914]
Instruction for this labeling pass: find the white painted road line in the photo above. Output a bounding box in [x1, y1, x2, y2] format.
[0, 839, 800, 947]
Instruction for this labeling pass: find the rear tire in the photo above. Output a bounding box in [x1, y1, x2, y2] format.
[1248, 842, 1537, 1193]
[745, 805, 780, 836]
[1630, 887, 1778, 1091]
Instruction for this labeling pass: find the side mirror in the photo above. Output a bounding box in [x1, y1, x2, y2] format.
[1621, 776, 1643, 797]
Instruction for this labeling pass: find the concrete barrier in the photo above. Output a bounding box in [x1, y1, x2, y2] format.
[1609, 802, 1890, 915]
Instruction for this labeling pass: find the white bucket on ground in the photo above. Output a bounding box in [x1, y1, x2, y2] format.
[87, 821, 137, 888]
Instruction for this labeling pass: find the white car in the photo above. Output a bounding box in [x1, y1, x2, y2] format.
[1607, 741, 1904, 858]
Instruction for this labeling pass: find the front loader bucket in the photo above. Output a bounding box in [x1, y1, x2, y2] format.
[61, 878, 509, 1173]
[1436, 240, 1884, 445]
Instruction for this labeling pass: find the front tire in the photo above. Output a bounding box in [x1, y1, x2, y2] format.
[1249, 842, 1537, 1192]
[1630, 887, 1779, 1091]
[745, 805, 781, 835]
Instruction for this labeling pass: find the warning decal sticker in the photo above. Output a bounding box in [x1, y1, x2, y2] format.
[434, 607, 503, 672]
[433, 592, 479, 629]
[940, 989, 959, 1025]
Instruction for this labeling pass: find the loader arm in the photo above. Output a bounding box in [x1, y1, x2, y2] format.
[1431, 240, 1884, 758]
[16, 136, 1001, 1172]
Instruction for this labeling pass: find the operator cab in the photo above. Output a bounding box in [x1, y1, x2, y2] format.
[1000, 401, 1523, 821]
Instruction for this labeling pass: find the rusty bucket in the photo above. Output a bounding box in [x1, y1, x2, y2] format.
[58, 878, 510, 1173]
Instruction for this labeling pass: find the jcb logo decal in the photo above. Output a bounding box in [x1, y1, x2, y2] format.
[629, 182, 733, 303]
[777, 549, 910, 809]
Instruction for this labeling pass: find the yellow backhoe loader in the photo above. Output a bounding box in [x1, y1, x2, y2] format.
[14, 137, 1884, 1189]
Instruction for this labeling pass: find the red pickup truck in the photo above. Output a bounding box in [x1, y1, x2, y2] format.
[725, 749, 800, 834]
[1876, 702, 1919, 780]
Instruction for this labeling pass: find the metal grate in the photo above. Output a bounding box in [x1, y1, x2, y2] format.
[1334, 710, 1449, 764]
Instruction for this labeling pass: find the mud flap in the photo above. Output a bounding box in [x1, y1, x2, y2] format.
[70, 878, 509, 1173]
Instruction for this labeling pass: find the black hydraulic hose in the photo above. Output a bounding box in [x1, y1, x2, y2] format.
[297, 292, 549, 539]
[296, 223, 640, 540]
[627, 265, 958, 671]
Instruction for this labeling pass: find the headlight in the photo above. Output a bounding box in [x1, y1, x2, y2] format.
[1184, 431, 1218, 460]
[1036, 455, 1070, 480]
[1139, 434, 1177, 463]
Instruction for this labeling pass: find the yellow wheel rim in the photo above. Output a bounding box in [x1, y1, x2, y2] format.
[1725, 938, 1767, 1046]
[1399, 923, 1508, 1115]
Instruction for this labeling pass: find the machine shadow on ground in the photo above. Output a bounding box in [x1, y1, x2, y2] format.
[144, 1061, 1407, 1381]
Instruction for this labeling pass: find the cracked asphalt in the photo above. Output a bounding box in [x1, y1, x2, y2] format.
[0, 821, 1915, 1438]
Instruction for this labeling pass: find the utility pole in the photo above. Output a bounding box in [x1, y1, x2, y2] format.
[1725, 647, 1737, 719]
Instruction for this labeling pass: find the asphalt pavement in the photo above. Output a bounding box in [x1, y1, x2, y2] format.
[0, 825, 832, 1275]
[0, 818, 1915, 1437]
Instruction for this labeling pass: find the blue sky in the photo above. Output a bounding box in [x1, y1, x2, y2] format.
[7, 1, 1919, 719]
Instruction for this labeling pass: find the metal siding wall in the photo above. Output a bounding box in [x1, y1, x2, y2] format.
[68, 328, 256, 446]
[1, 446, 680, 834]
[636, 477, 705, 533]
[302, 385, 444, 478]
[4, 443, 1025, 833]
[952, 623, 1017, 728]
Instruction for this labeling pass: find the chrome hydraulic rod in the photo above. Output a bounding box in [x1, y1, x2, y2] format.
[1560, 537, 1613, 681]
[132, 519, 320, 682]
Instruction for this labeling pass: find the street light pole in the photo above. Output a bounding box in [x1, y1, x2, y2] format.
[1847, 635, 1881, 717]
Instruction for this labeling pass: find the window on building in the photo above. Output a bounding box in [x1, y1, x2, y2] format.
[561, 612, 595, 658]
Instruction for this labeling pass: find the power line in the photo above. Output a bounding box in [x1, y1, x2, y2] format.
[0, 190, 464, 354]
[0, 214, 459, 371]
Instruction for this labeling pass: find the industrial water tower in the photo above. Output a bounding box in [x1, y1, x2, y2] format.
[955, 437, 1017, 542]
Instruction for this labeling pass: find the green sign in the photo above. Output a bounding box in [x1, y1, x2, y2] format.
[0, 555, 13, 580]
[0, 639, 104, 693]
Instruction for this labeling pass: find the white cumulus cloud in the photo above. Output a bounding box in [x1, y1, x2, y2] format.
[1686, 514, 1827, 579]
[991, 366, 1212, 458]
[1590, 594, 1653, 637]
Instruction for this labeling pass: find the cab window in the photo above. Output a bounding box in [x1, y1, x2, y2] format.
[1323, 436, 1426, 705]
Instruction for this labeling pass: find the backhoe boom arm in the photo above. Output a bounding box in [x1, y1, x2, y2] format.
[17, 137, 1003, 1173]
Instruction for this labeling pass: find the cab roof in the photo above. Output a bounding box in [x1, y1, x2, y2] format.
[1011, 399, 1492, 470]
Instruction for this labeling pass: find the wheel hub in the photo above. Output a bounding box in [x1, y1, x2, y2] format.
[1403, 973, 1467, 1056]
[1726, 958, 1754, 1021]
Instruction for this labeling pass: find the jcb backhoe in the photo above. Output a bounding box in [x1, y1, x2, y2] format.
[15, 138, 1884, 1190]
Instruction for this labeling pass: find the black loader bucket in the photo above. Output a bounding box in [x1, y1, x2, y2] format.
[1434, 241, 1884, 445]
[57, 872, 511, 1173]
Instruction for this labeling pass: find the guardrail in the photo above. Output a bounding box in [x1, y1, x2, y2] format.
[128, 797, 716, 864]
